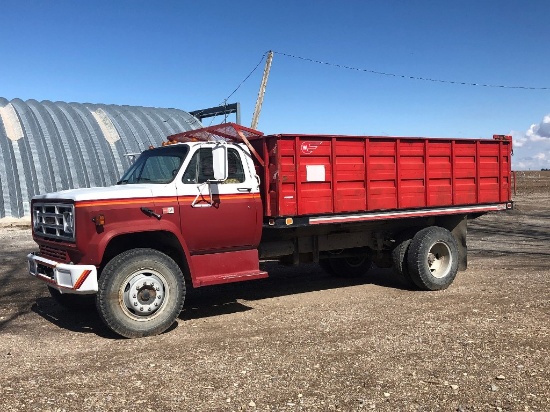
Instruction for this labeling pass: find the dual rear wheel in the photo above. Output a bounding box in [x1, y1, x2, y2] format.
[392, 226, 459, 290]
[319, 226, 459, 291]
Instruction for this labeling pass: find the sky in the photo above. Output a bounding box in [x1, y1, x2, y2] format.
[1, 0, 549, 170]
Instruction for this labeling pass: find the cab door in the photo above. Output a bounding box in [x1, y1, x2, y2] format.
[176, 144, 261, 253]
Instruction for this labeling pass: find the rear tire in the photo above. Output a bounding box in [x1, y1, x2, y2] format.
[96, 248, 185, 338]
[391, 238, 416, 288]
[407, 227, 459, 291]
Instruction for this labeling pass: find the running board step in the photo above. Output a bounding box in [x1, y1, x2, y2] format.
[190, 249, 268, 287]
[194, 270, 268, 287]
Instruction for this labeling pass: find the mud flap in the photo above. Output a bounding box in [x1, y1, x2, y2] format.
[451, 216, 468, 271]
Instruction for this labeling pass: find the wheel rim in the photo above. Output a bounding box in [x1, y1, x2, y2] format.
[427, 242, 452, 279]
[120, 269, 169, 321]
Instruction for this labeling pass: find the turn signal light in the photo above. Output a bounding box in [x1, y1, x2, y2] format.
[92, 214, 105, 226]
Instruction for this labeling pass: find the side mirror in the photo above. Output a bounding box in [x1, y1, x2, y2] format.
[212, 143, 228, 181]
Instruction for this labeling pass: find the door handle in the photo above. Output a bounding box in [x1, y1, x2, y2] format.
[237, 187, 252, 192]
[140, 207, 161, 220]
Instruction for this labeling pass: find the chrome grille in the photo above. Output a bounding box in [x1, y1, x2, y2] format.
[33, 202, 75, 241]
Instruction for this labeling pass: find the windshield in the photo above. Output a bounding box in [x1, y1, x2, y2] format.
[117, 145, 189, 185]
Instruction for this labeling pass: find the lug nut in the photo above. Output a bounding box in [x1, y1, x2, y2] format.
[134, 302, 138, 306]
[140, 307, 143, 311]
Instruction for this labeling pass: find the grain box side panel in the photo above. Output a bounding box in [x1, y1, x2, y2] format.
[266, 137, 279, 216]
[297, 137, 333, 215]
[499, 141, 512, 202]
[426, 140, 452, 206]
[398, 140, 426, 208]
[334, 138, 366, 212]
[453, 141, 477, 204]
[367, 139, 397, 210]
[478, 141, 500, 203]
[276, 137, 297, 216]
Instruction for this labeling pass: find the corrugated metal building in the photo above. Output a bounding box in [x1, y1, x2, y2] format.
[0, 98, 202, 218]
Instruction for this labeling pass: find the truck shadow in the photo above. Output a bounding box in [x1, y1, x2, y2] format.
[30, 298, 119, 339]
[29, 264, 406, 337]
[181, 263, 409, 321]
[31, 299, 182, 339]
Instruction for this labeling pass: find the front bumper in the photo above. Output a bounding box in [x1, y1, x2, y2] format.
[27, 252, 98, 294]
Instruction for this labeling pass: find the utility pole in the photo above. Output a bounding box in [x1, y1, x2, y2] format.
[250, 50, 273, 130]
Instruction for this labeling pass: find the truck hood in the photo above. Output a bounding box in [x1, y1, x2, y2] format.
[33, 185, 156, 202]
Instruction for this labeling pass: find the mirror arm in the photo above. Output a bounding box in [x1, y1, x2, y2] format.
[191, 182, 213, 208]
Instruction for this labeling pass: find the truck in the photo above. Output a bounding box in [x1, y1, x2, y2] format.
[27, 123, 513, 338]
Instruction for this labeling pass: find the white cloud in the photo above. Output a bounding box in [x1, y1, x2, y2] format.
[511, 113, 550, 170]
[511, 130, 527, 147]
[526, 116, 550, 140]
[529, 134, 547, 142]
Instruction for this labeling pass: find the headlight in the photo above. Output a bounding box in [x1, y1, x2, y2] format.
[33, 207, 42, 230]
[63, 211, 74, 234]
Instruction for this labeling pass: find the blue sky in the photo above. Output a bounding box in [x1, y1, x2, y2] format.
[1, 0, 549, 170]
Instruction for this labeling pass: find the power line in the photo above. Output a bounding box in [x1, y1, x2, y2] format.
[223, 52, 268, 103]
[273, 50, 549, 91]
[204, 52, 268, 126]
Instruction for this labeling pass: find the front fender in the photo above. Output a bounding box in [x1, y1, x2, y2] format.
[76, 204, 193, 273]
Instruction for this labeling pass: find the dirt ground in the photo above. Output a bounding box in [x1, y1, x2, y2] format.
[0, 172, 548, 411]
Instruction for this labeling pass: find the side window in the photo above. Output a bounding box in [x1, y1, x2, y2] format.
[226, 148, 245, 183]
[182, 148, 214, 184]
[182, 146, 245, 184]
[140, 155, 182, 183]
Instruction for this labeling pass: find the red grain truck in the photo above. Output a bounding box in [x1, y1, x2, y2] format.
[27, 123, 513, 338]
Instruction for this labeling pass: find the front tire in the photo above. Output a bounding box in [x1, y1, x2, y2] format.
[96, 248, 185, 338]
[407, 226, 459, 291]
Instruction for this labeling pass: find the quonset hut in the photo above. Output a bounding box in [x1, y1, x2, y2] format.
[0, 98, 202, 218]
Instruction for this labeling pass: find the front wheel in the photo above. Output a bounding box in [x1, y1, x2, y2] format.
[407, 226, 459, 291]
[96, 248, 185, 338]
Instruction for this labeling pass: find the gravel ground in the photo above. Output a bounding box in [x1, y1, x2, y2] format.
[0, 172, 548, 411]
